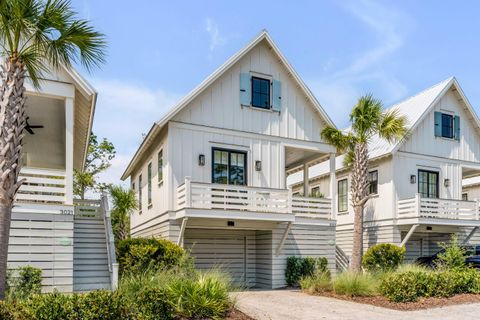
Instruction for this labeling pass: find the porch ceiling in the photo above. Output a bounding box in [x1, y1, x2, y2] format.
[285, 146, 329, 173]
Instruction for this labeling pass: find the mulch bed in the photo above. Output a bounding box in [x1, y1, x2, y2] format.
[226, 308, 254, 320]
[315, 291, 480, 311]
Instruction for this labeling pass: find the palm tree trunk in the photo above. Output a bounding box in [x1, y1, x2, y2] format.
[0, 58, 27, 299]
[349, 142, 369, 272]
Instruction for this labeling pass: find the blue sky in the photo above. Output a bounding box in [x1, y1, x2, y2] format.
[72, 0, 480, 185]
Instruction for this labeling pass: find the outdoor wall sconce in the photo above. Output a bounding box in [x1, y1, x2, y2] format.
[410, 175, 416, 184]
[255, 160, 262, 171]
[444, 178, 450, 187]
[198, 154, 205, 166]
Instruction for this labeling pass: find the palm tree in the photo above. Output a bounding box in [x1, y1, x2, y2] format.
[0, 0, 105, 298]
[321, 95, 407, 272]
[109, 185, 137, 242]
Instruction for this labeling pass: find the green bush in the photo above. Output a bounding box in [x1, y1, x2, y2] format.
[7, 265, 42, 301]
[435, 234, 467, 270]
[167, 270, 232, 320]
[116, 238, 186, 275]
[23, 291, 75, 320]
[136, 287, 174, 320]
[285, 256, 329, 286]
[0, 301, 17, 320]
[332, 271, 378, 297]
[300, 271, 331, 294]
[380, 266, 480, 302]
[362, 244, 405, 273]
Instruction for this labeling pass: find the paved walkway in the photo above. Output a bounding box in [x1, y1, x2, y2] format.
[233, 290, 480, 320]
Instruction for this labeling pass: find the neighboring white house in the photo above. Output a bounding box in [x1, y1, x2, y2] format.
[8, 65, 116, 292]
[291, 77, 480, 262]
[121, 31, 338, 288]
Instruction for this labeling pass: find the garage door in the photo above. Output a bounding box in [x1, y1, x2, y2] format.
[184, 229, 256, 287]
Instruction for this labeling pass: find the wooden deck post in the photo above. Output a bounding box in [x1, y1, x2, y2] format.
[185, 176, 192, 208]
[65, 97, 74, 205]
[303, 163, 309, 197]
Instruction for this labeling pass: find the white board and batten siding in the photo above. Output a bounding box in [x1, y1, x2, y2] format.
[172, 40, 328, 142]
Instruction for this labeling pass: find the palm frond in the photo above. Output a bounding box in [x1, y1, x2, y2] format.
[377, 108, 409, 144]
[350, 94, 383, 141]
[321, 126, 351, 152]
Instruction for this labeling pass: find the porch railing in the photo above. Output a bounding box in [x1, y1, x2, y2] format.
[16, 167, 66, 204]
[398, 193, 480, 221]
[176, 177, 332, 219]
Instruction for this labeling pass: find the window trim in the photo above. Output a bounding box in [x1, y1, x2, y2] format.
[418, 169, 439, 199]
[368, 170, 378, 195]
[211, 147, 247, 185]
[337, 178, 348, 213]
[157, 149, 163, 185]
[441, 113, 454, 139]
[147, 162, 152, 205]
[251, 76, 271, 110]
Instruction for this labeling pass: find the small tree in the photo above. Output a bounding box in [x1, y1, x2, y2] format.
[110, 185, 137, 242]
[74, 133, 115, 199]
[436, 234, 467, 270]
[321, 95, 407, 272]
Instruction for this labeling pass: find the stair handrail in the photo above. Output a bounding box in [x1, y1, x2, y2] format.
[101, 192, 119, 291]
[335, 244, 350, 271]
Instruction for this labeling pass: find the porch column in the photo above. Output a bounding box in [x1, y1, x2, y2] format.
[303, 163, 309, 196]
[65, 97, 74, 205]
[329, 153, 337, 219]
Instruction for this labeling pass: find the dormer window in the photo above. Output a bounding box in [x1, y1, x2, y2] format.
[251, 77, 270, 109]
[441, 113, 454, 139]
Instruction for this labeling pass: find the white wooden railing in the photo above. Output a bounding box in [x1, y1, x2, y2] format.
[398, 193, 480, 221]
[16, 167, 67, 204]
[176, 177, 332, 219]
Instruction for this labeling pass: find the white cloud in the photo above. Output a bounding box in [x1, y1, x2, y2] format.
[89, 78, 181, 186]
[205, 18, 226, 53]
[309, 0, 411, 128]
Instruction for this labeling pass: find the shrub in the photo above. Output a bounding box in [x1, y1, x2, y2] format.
[380, 266, 480, 302]
[435, 234, 467, 270]
[167, 270, 232, 320]
[362, 244, 405, 273]
[116, 238, 186, 275]
[285, 256, 329, 287]
[0, 301, 17, 320]
[7, 265, 42, 301]
[23, 291, 75, 320]
[300, 271, 331, 294]
[74, 290, 134, 320]
[136, 287, 174, 320]
[332, 271, 378, 297]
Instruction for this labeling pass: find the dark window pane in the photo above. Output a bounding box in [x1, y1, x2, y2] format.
[212, 148, 246, 185]
[418, 170, 438, 198]
[441, 114, 454, 138]
[338, 179, 348, 212]
[368, 170, 378, 195]
[251, 77, 270, 109]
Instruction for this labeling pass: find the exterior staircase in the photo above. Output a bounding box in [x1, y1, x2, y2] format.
[73, 197, 118, 292]
[335, 245, 350, 272]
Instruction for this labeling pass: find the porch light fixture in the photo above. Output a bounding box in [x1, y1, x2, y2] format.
[255, 160, 262, 171]
[410, 175, 416, 184]
[444, 178, 450, 187]
[198, 154, 205, 166]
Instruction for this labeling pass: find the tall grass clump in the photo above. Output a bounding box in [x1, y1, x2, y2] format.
[167, 270, 232, 320]
[332, 271, 378, 297]
[299, 270, 331, 294]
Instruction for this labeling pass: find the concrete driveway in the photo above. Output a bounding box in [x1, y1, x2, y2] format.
[233, 290, 480, 320]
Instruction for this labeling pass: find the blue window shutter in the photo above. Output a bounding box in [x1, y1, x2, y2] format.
[239, 73, 251, 106]
[454, 115, 460, 141]
[434, 111, 442, 137]
[272, 79, 282, 112]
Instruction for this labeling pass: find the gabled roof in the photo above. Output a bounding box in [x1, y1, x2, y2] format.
[289, 77, 480, 185]
[121, 30, 335, 180]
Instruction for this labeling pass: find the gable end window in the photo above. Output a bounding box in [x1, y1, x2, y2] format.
[251, 77, 270, 109]
[368, 170, 378, 195]
[435, 111, 460, 140]
[338, 179, 348, 212]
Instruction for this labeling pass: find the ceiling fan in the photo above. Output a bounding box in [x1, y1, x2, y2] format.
[25, 117, 44, 135]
